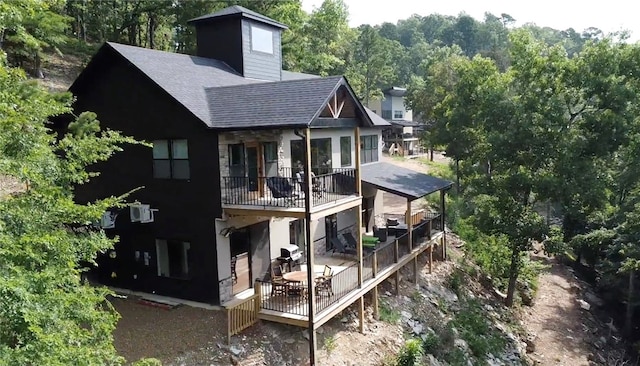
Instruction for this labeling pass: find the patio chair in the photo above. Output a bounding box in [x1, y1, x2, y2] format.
[342, 232, 359, 252]
[270, 264, 288, 296]
[331, 237, 356, 256]
[315, 265, 333, 296]
[266, 177, 297, 199]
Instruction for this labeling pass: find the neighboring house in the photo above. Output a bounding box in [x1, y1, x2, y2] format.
[69, 5, 451, 356]
[368, 87, 425, 156]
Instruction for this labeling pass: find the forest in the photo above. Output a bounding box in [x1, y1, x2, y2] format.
[1, 0, 640, 364]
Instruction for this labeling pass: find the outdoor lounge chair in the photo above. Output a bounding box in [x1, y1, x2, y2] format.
[266, 177, 297, 198]
[330, 237, 356, 256]
[342, 232, 359, 252]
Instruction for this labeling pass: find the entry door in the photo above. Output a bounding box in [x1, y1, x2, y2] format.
[245, 143, 264, 195]
[362, 196, 374, 232]
[325, 214, 337, 251]
[230, 229, 251, 294]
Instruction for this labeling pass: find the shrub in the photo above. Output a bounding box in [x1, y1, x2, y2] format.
[379, 300, 400, 324]
[396, 339, 423, 366]
[422, 332, 441, 354]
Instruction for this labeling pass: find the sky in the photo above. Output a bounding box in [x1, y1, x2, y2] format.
[301, 0, 639, 42]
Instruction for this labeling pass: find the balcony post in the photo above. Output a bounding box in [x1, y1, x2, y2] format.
[303, 128, 317, 365]
[406, 199, 412, 251]
[355, 127, 363, 288]
[440, 189, 447, 260]
[372, 251, 378, 277]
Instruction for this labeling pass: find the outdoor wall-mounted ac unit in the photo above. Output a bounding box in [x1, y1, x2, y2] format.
[130, 203, 155, 223]
[101, 211, 117, 229]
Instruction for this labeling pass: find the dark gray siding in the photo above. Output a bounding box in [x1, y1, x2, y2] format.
[72, 53, 223, 304]
[194, 18, 243, 75]
[382, 93, 392, 112]
[241, 19, 282, 81]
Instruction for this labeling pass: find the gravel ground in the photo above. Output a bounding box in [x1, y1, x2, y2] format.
[110, 296, 227, 364]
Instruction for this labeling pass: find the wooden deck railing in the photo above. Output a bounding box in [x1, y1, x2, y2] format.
[226, 293, 260, 344]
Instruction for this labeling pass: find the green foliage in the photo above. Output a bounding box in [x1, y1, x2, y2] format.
[0, 53, 138, 364]
[542, 225, 567, 257]
[323, 335, 337, 354]
[132, 358, 162, 366]
[379, 300, 400, 324]
[396, 339, 422, 366]
[421, 332, 440, 355]
[451, 299, 506, 360]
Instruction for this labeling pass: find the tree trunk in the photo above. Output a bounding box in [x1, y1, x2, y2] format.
[34, 53, 44, 79]
[148, 15, 156, 49]
[505, 248, 520, 307]
[429, 144, 434, 161]
[625, 269, 634, 336]
[455, 159, 460, 193]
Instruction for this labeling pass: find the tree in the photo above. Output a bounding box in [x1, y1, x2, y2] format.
[0, 52, 138, 364]
[345, 25, 395, 104]
[0, 0, 71, 77]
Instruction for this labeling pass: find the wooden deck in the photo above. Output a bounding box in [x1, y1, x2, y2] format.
[255, 230, 444, 327]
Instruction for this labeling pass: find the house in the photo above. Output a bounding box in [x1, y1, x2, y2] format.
[69, 5, 452, 362]
[368, 86, 425, 156]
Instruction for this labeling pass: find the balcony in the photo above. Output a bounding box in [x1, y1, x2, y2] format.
[254, 213, 443, 324]
[222, 168, 357, 210]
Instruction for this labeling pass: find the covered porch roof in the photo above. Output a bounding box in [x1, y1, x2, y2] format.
[360, 162, 453, 201]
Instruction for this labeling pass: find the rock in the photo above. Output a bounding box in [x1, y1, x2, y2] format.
[316, 327, 324, 334]
[525, 336, 536, 353]
[578, 299, 591, 311]
[584, 291, 604, 308]
[301, 329, 309, 340]
[400, 310, 412, 320]
[283, 338, 296, 344]
[569, 283, 581, 294]
[494, 288, 507, 301]
[426, 354, 445, 366]
[412, 323, 424, 335]
[229, 345, 244, 356]
[229, 355, 240, 365]
[454, 338, 470, 352]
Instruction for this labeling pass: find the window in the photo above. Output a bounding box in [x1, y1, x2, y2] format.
[290, 138, 332, 174]
[382, 110, 392, 119]
[340, 136, 351, 167]
[250, 25, 273, 54]
[360, 135, 379, 164]
[156, 239, 190, 279]
[393, 110, 404, 119]
[263, 141, 278, 176]
[153, 139, 189, 179]
[228, 144, 245, 177]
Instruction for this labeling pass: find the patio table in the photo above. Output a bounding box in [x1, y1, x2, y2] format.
[283, 270, 319, 283]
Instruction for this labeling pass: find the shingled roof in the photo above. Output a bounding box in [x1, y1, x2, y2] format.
[206, 76, 343, 129]
[188, 5, 288, 29]
[71, 42, 389, 130]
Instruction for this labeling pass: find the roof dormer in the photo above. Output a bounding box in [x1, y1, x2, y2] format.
[188, 5, 288, 81]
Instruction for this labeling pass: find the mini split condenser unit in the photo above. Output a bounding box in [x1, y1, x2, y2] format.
[130, 203, 155, 223]
[100, 212, 117, 229]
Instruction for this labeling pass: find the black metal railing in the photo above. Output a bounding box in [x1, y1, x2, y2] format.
[256, 279, 309, 317]
[362, 252, 374, 282]
[397, 231, 411, 258]
[222, 168, 357, 209]
[376, 241, 396, 272]
[315, 262, 359, 314]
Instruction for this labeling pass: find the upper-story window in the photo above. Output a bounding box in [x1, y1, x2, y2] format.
[228, 144, 245, 177]
[360, 135, 379, 164]
[382, 110, 392, 119]
[153, 139, 189, 179]
[340, 136, 351, 167]
[251, 25, 274, 54]
[393, 110, 404, 119]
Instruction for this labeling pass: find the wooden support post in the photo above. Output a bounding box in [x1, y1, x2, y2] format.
[372, 285, 379, 320]
[355, 126, 363, 288]
[406, 199, 413, 251]
[413, 256, 419, 284]
[429, 245, 433, 274]
[358, 296, 365, 333]
[395, 271, 400, 296]
[440, 189, 447, 260]
[303, 128, 317, 366]
[372, 251, 378, 277]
